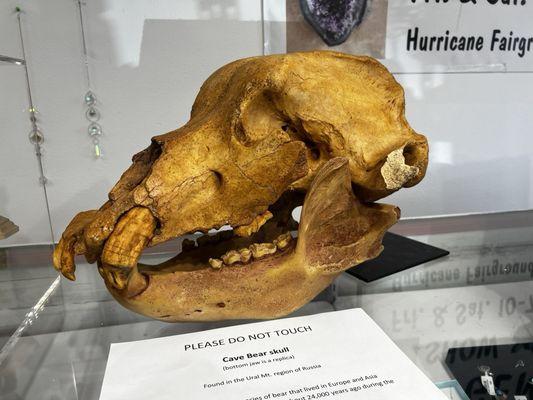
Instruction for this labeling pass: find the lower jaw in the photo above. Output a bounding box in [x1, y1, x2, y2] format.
[106, 239, 338, 322]
[102, 219, 321, 321]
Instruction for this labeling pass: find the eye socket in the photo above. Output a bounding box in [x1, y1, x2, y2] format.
[234, 91, 280, 144]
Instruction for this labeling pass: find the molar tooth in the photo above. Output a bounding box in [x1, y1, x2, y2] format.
[274, 232, 292, 250]
[208, 258, 223, 269]
[181, 238, 196, 252]
[238, 248, 252, 263]
[221, 250, 241, 265]
[250, 243, 277, 259]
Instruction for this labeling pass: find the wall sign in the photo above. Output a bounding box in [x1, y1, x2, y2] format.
[283, 0, 533, 72]
[386, 0, 533, 72]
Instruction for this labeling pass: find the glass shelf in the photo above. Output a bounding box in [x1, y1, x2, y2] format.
[1, 210, 532, 399]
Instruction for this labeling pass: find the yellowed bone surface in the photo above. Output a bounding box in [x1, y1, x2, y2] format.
[107, 159, 399, 321]
[52, 51, 428, 321]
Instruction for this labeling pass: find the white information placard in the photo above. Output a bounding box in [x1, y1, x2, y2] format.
[99, 309, 448, 400]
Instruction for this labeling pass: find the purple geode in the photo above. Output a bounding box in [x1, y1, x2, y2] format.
[300, 0, 368, 46]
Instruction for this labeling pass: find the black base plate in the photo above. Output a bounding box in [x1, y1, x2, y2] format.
[346, 232, 450, 282]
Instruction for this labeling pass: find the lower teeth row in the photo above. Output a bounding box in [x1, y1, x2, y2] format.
[208, 232, 292, 269]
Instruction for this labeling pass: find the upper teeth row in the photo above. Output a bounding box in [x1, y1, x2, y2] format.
[208, 232, 292, 269]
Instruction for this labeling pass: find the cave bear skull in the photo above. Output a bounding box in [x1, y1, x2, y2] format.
[53, 51, 428, 321]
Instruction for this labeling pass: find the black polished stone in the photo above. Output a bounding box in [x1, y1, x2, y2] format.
[299, 0, 368, 46]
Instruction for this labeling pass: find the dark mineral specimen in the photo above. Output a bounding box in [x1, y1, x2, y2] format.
[299, 0, 368, 46]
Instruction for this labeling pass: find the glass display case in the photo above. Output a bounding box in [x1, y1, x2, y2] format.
[2, 211, 533, 399]
[1, 1, 532, 399]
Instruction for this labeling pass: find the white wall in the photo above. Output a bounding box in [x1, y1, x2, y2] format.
[1, 0, 532, 247]
[0, 0, 263, 247]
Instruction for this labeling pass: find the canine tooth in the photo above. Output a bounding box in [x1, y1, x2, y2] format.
[101, 207, 156, 268]
[250, 243, 277, 259]
[208, 258, 223, 269]
[221, 250, 241, 265]
[182, 238, 196, 252]
[238, 248, 252, 263]
[234, 211, 273, 237]
[125, 265, 149, 298]
[274, 232, 292, 250]
[102, 266, 129, 290]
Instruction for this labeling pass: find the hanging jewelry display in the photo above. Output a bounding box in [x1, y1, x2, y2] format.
[0, 8, 61, 368]
[16, 7, 56, 244]
[76, 0, 103, 158]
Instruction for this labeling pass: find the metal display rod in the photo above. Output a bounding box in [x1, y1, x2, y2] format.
[15, 7, 55, 244]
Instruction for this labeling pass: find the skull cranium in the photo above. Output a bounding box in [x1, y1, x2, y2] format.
[53, 51, 428, 321]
